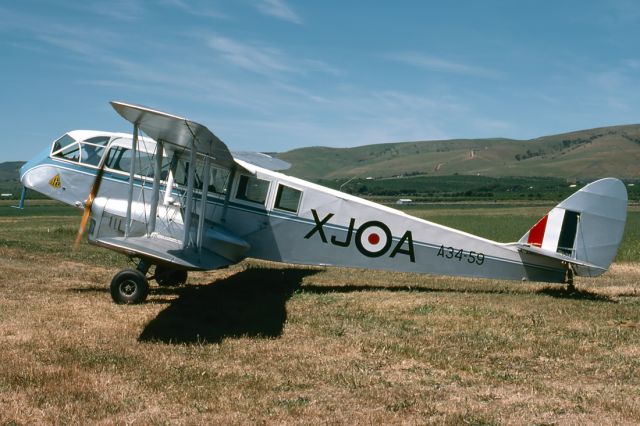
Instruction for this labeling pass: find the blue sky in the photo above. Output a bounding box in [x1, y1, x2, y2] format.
[2, 0, 640, 162]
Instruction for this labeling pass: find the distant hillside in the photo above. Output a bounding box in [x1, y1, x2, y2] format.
[3, 124, 640, 186]
[0, 161, 24, 182]
[277, 124, 640, 180]
[0, 161, 25, 198]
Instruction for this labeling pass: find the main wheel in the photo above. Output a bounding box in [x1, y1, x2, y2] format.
[110, 269, 149, 304]
[154, 265, 188, 287]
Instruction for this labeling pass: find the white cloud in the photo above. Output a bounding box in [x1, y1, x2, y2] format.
[206, 35, 342, 78]
[255, 0, 302, 24]
[208, 36, 295, 74]
[623, 59, 640, 69]
[74, 0, 145, 21]
[160, 0, 228, 19]
[0, 4, 518, 152]
[385, 52, 500, 79]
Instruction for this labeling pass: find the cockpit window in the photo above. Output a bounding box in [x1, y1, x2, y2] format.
[54, 142, 81, 162]
[79, 136, 108, 166]
[51, 134, 109, 167]
[52, 134, 81, 162]
[81, 144, 105, 166]
[51, 134, 76, 153]
[84, 136, 110, 146]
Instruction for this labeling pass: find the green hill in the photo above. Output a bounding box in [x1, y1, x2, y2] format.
[0, 162, 25, 198]
[0, 161, 24, 182]
[277, 124, 640, 180]
[3, 124, 640, 188]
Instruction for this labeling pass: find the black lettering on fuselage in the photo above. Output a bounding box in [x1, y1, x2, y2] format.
[331, 218, 355, 247]
[390, 230, 415, 262]
[305, 209, 416, 263]
[304, 209, 334, 243]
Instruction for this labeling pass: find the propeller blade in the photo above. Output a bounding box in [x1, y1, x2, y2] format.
[74, 164, 106, 249]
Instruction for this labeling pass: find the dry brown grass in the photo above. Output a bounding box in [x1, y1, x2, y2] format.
[0, 209, 639, 424]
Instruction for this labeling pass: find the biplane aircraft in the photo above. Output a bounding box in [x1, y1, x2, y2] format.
[19, 102, 628, 304]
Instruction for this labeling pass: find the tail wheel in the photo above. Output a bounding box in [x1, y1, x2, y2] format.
[154, 265, 188, 287]
[110, 269, 149, 304]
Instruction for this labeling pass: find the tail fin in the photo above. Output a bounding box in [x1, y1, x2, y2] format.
[518, 178, 627, 277]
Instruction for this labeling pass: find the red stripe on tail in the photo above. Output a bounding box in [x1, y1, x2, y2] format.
[527, 214, 548, 247]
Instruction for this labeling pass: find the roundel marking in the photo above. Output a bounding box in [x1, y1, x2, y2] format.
[355, 220, 392, 257]
[368, 233, 380, 245]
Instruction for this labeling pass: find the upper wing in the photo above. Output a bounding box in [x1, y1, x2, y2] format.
[110, 101, 235, 168]
[111, 101, 292, 173]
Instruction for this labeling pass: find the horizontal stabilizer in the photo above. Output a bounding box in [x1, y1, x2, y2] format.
[515, 243, 606, 272]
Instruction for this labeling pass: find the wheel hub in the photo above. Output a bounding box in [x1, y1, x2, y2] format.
[120, 280, 137, 296]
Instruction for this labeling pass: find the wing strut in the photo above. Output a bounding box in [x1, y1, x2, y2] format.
[196, 156, 211, 250]
[221, 165, 236, 223]
[182, 140, 196, 249]
[147, 140, 163, 234]
[125, 123, 138, 238]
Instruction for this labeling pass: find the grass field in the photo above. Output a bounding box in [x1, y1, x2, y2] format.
[1, 201, 639, 424]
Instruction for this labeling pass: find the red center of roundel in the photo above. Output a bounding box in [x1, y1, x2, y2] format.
[368, 233, 380, 245]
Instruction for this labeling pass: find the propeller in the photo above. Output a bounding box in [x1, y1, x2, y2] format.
[74, 162, 106, 249]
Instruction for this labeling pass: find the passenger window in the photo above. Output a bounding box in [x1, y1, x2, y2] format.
[274, 184, 302, 213]
[170, 156, 230, 195]
[236, 175, 270, 204]
[105, 147, 161, 177]
[106, 147, 132, 172]
[208, 167, 230, 194]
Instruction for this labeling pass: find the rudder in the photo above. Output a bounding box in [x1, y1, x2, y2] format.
[519, 178, 627, 277]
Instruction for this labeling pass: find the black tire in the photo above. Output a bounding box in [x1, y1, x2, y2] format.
[110, 269, 149, 304]
[154, 265, 188, 287]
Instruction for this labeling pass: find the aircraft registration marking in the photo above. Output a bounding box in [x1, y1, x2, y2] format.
[305, 209, 415, 262]
[437, 245, 485, 265]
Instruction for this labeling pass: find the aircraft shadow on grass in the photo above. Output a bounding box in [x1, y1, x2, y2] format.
[138, 267, 319, 344]
[535, 286, 616, 303]
[295, 281, 616, 303]
[138, 267, 619, 344]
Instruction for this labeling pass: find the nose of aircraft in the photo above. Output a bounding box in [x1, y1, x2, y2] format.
[20, 146, 51, 186]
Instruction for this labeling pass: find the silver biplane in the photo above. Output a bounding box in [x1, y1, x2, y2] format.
[20, 102, 628, 303]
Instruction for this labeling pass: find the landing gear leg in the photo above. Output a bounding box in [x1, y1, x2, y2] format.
[137, 258, 151, 275]
[565, 265, 576, 292]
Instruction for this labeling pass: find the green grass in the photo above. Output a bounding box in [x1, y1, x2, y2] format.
[0, 199, 80, 216]
[0, 203, 639, 424]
